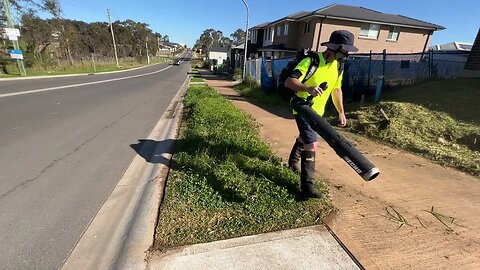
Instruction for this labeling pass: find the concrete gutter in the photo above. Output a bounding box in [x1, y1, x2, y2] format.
[60, 75, 189, 270]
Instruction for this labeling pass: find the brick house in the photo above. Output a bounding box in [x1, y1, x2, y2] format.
[249, 4, 445, 59]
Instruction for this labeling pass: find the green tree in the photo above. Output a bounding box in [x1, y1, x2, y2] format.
[1, 0, 61, 20]
[230, 28, 245, 42]
[20, 12, 52, 67]
[193, 29, 232, 54]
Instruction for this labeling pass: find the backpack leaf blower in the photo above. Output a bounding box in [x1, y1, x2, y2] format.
[290, 82, 380, 181]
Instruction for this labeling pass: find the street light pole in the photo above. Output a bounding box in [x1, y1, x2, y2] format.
[241, 0, 249, 81]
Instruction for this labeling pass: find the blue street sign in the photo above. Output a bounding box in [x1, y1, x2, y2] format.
[9, 49, 23, 54]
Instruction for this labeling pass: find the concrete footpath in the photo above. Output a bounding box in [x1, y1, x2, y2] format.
[148, 226, 359, 270]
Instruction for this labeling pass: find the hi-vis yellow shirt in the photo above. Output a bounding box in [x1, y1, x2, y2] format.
[294, 53, 343, 116]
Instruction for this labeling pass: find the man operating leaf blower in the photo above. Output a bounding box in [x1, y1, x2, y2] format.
[278, 30, 379, 199]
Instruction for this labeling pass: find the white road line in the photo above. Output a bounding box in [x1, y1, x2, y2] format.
[0, 65, 172, 99]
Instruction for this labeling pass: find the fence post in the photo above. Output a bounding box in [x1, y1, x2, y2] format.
[367, 50, 372, 92]
[428, 50, 433, 78]
[375, 49, 387, 103]
[382, 49, 386, 78]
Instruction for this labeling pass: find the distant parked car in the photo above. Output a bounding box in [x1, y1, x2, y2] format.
[173, 59, 180, 65]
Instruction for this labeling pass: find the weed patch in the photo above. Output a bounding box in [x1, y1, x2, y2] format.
[347, 101, 480, 176]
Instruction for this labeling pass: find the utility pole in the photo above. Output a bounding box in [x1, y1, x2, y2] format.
[91, 53, 96, 73]
[107, 9, 120, 68]
[157, 36, 161, 56]
[145, 36, 150, 65]
[3, 0, 27, 76]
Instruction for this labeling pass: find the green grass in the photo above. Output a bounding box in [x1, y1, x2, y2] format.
[233, 77, 285, 106]
[190, 77, 204, 82]
[190, 72, 204, 82]
[189, 70, 205, 82]
[154, 85, 333, 250]
[347, 78, 480, 176]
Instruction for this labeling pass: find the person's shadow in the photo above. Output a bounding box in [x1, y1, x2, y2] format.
[130, 139, 175, 165]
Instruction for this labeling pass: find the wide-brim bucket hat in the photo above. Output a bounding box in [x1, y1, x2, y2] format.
[321, 30, 359, 52]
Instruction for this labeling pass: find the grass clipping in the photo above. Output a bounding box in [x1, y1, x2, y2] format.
[154, 86, 332, 250]
[348, 101, 480, 176]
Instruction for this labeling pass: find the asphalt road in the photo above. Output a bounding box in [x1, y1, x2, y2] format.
[0, 58, 190, 270]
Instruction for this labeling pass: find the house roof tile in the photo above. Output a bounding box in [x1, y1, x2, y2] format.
[249, 3, 444, 31]
[310, 4, 445, 30]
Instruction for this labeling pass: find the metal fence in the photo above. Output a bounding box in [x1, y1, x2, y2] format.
[246, 58, 262, 85]
[246, 50, 470, 101]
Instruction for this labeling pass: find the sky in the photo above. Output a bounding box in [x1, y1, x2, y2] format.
[37, 0, 480, 48]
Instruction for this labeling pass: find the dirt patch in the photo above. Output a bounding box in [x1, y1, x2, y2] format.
[206, 77, 480, 270]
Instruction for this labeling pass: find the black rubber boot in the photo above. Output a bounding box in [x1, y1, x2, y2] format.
[288, 139, 303, 174]
[300, 150, 324, 199]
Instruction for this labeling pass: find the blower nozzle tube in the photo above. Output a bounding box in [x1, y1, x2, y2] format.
[290, 95, 380, 181]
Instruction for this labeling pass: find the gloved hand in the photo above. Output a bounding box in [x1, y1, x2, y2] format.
[290, 95, 313, 107]
[289, 82, 329, 108]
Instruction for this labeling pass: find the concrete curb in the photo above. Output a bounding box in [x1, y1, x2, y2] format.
[60, 74, 190, 270]
[114, 76, 190, 270]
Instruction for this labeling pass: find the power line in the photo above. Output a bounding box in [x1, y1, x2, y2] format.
[61, 0, 103, 15]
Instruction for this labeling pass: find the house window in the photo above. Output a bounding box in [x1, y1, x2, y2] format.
[251, 30, 257, 44]
[360, 23, 380, 39]
[284, 23, 289, 35]
[276, 25, 281, 37]
[304, 21, 311, 34]
[387, 26, 400, 41]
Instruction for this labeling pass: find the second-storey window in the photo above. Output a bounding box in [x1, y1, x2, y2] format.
[360, 23, 380, 39]
[284, 23, 289, 35]
[251, 30, 257, 44]
[387, 26, 400, 41]
[276, 25, 281, 37]
[304, 21, 311, 34]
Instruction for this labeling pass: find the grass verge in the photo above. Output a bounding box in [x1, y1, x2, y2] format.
[190, 76, 204, 83]
[233, 77, 285, 106]
[154, 85, 333, 250]
[188, 69, 204, 82]
[0, 57, 171, 78]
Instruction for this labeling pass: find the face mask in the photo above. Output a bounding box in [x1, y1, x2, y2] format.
[333, 48, 348, 60]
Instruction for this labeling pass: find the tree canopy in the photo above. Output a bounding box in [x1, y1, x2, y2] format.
[1, 0, 61, 22]
[230, 28, 245, 43]
[193, 29, 233, 53]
